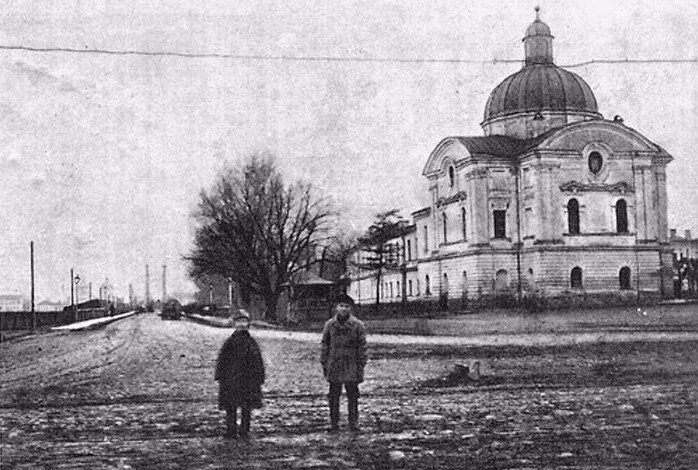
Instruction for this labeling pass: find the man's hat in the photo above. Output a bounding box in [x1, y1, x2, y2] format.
[330, 293, 355, 307]
[233, 309, 251, 321]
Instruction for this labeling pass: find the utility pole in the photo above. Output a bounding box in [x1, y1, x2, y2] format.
[89, 282, 92, 300]
[30, 241, 35, 331]
[70, 268, 74, 308]
[74, 274, 81, 322]
[162, 264, 167, 301]
[227, 277, 234, 314]
[145, 264, 150, 306]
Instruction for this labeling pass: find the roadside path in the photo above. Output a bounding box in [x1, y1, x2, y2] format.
[51, 311, 138, 331]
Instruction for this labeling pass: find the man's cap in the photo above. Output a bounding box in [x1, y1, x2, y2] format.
[233, 309, 251, 321]
[331, 293, 355, 307]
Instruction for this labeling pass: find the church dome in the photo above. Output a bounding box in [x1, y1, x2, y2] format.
[483, 7, 599, 124]
[483, 65, 598, 121]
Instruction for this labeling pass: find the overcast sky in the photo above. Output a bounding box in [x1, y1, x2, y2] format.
[1, 0, 696, 302]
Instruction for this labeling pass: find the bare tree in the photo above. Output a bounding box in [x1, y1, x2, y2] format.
[186, 154, 334, 320]
[356, 209, 409, 305]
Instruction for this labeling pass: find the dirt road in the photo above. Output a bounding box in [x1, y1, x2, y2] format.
[1, 313, 696, 469]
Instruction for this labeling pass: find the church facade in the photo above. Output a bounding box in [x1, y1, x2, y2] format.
[348, 11, 674, 306]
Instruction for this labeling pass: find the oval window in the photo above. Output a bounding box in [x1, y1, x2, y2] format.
[588, 151, 603, 174]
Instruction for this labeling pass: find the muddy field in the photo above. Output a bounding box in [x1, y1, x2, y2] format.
[1, 311, 696, 469]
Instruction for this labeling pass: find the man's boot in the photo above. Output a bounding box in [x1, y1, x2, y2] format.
[225, 408, 238, 439]
[348, 396, 359, 432]
[239, 406, 251, 440]
[329, 395, 340, 432]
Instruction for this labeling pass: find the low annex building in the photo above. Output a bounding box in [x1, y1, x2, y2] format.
[349, 10, 674, 306]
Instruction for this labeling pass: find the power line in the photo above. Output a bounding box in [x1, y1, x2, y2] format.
[0, 44, 695, 67]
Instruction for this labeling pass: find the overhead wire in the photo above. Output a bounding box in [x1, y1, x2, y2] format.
[0, 44, 695, 68]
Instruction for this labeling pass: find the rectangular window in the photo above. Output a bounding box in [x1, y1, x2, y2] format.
[494, 210, 507, 239]
[407, 240, 412, 260]
[423, 225, 429, 253]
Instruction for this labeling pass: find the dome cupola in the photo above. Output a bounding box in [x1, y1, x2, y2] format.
[481, 7, 602, 139]
[524, 6, 554, 65]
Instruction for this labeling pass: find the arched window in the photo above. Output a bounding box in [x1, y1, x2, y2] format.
[389, 282, 393, 298]
[443, 273, 449, 294]
[449, 166, 455, 187]
[619, 266, 631, 290]
[425, 275, 431, 295]
[461, 207, 467, 240]
[408, 280, 413, 296]
[407, 240, 412, 260]
[616, 199, 628, 233]
[570, 267, 583, 289]
[442, 214, 448, 243]
[416, 279, 420, 296]
[462, 271, 468, 299]
[396, 281, 400, 297]
[568, 198, 580, 234]
[494, 269, 509, 292]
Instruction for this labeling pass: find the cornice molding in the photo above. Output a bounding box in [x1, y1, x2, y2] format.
[559, 180, 634, 194]
[436, 191, 467, 207]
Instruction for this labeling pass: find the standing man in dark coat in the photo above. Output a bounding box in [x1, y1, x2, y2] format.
[215, 310, 265, 439]
[321, 294, 367, 432]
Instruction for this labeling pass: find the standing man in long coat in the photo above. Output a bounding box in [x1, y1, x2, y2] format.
[320, 294, 367, 432]
[215, 310, 265, 439]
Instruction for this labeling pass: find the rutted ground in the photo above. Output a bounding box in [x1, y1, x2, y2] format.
[1, 312, 696, 469]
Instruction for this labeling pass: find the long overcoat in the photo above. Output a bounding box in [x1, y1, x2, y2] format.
[321, 315, 367, 383]
[215, 329, 265, 409]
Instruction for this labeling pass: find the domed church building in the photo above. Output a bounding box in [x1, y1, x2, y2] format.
[350, 9, 675, 306]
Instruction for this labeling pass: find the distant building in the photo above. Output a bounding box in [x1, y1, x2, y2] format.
[36, 300, 64, 312]
[349, 10, 675, 305]
[669, 229, 698, 298]
[0, 295, 26, 312]
[669, 229, 698, 260]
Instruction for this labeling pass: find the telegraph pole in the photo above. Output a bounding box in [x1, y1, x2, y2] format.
[30, 241, 35, 331]
[74, 274, 81, 322]
[145, 264, 150, 306]
[162, 264, 167, 301]
[227, 277, 234, 314]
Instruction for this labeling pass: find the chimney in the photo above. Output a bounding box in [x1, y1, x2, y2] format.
[686, 230, 692, 240]
[670, 229, 677, 239]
